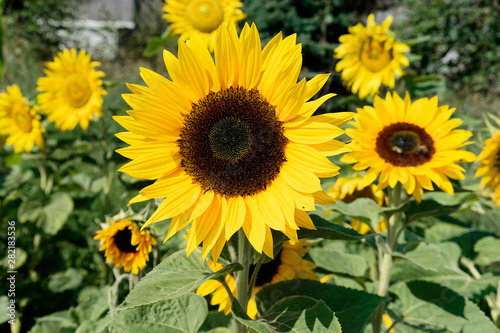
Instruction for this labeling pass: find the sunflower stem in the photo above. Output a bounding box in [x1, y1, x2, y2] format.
[235, 229, 251, 333]
[372, 182, 403, 333]
[108, 270, 129, 317]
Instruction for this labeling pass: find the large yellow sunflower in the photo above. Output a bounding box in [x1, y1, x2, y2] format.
[0, 85, 44, 153]
[94, 220, 157, 274]
[334, 14, 409, 99]
[197, 239, 319, 319]
[37, 48, 106, 131]
[163, 0, 245, 52]
[115, 23, 352, 262]
[341, 92, 475, 202]
[326, 176, 387, 234]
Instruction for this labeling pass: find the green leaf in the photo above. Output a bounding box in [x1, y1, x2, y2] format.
[397, 242, 443, 271]
[403, 35, 431, 46]
[48, 268, 84, 293]
[0, 296, 10, 325]
[143, 28, 173, 57]
[232, 296, 341, 333]
[474, 236, 500, 265]
[104, 294, 207, 333]
[117, 250, 242, 310]
[255, 280, 387, 333]
[405, 199, 461, 223]
[297, 214, 369, 241]
[392, 281, 498, 332]
[390, 242, 494, 299]
[199, 311, 234, 332]
[42, 193, 74, 235]
[1, 247, 27, 270]
[327, 198, 408, 226]
[308, 247, 367, 277]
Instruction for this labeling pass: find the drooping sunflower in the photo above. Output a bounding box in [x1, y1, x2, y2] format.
[334, 14, 410, 99]
[37, 48, 106, 131]
[326, 176, 387, 234]
[163, 0, 245, 52]
[94, 220, 157, 274]
[341, 92, 475, 202]
[115, 23, 352, 262]
[197, 239, 319, 319]
[0, 85, 44, 153]
[476, 130, 500, 191]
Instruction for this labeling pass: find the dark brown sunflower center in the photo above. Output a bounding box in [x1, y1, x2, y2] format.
[249, 254, 282, 287]
[209, 117, 253, 161]
[375, 122, 435, 167]
[179, 86, 288, 197]
[114, 228, 138, 253]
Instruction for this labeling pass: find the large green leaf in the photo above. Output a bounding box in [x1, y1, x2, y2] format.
[232, 296, 341, 333]
[392, 281, 498, 332]
[474, 236, 500, 265]
[42, 192, 74, 235]
[297, 214, 369, 241]
[104, 294, 207, 333]
[395, 242, 443, 272]
[391, 242, 499, 300]
[255, 280, 386, 333]
[327, 198, 408, 226]
[48, 268, 85, 293]
[117, 250, 242, 310]
[308, 247, 367, 277]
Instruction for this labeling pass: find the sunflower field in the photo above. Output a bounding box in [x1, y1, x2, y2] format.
[1, 0, 500, 332]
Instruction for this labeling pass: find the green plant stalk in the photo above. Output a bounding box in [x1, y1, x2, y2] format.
[372, 182, 403, 333]
[108, 269, 129, 317]
[235, 229, 252, 333]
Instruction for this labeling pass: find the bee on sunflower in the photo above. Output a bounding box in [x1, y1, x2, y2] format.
[341, 91, 475, 202]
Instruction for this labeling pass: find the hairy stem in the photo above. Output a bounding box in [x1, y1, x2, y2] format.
[235, 229, 252, 333]
[372, 182, 403, 333]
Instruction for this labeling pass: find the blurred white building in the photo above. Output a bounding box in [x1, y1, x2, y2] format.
[57, 0, 135, 59]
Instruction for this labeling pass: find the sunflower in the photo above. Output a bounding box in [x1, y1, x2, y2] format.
[326, 176, 387, 234]
[0, 85, 44, 153]
[341, 92, 475, 202]
[163, 0, 245, 52]
[115, 23, 352, 262]
[94, 220, 157, 274]
[334, 14, 409, 99]
[36, 48, 106, 131]
[197, 239, 319, 319]
[476, 130, 500, 191]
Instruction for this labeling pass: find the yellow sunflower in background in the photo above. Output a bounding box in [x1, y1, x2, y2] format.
[0, 85, 44, 153]
[37, 48, 106, 131]
[334, 14, 409, 99]
[94, 219, 157, 274]
[326, 176, 387, 234]
[163, 0, 245, 52]
[197, 239, 319, 319]
[115, 23, 352, 262]
[341, 92, 475, 202]
[476, 130, 500, 191]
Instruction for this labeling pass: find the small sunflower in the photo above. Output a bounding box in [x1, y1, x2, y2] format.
[197, 239, 319, 319]
[334, 14, 410, 99]
[37, 48, 106, 131]
[341, 92, 475, 202]
[476, 130, 500, 191]
[0, 85, 44, 153]
[115, 23, 352, 262]
[94, 219, 157, 274]
[163, 0, 245, 52]
[326, 176, 387, 234]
